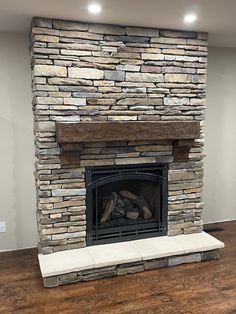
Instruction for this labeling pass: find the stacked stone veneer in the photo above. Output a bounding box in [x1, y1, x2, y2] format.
[31, 17, 208, 254]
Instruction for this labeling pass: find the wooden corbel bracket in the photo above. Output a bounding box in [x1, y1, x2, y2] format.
[173, 139, 195, 162]
[60, 143, 83, 168]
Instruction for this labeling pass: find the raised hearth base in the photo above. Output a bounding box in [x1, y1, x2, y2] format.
[39, 232, 224, 287]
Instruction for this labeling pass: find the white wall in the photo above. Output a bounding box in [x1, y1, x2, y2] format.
[203, 47, 236, 223]
[0, 32, 37, 251]
[0, 33, 235, 251]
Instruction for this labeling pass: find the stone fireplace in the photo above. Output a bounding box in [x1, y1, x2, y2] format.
[31, 17, 224, 287]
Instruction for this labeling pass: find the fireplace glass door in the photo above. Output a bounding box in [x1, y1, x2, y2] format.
[86, 164, 168, 245]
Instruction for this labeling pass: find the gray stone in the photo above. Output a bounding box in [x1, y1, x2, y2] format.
[43, 276, 59, 287]
[126, 26, 159, 37]
[117, 264, 144, 275]
[104, 70, 125, 81]
[34, 121, 55, 132]
[52, 189, 86, 197]
[89, 24, 125, 35]
[83, 269, 116, 281]
[168, 253, 201, 266]
[160, 30, 197, 39]
[144, 258, 168, 270]
[33, 47, 59, 55]
[201, 250, 219, 261]
[104, 35, 149, 43]
[53, 20, 88, 31]
[59, 272, 82, 284]
[32, 17, 52, 29]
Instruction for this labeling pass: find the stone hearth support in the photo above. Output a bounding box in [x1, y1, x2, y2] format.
[39, 232, 224, 287]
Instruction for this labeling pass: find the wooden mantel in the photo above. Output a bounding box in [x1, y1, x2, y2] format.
[56, 121, 200, 143]
[56, 121, 200, 167]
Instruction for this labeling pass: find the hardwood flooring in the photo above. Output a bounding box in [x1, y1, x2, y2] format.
[0, 221, 236, 314]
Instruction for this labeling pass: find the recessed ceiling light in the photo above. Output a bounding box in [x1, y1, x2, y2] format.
[184, 14, 197, 23]
[88, 3, 102, 14]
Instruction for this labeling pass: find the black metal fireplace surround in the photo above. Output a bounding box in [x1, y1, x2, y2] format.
[86, 164, 168, 245]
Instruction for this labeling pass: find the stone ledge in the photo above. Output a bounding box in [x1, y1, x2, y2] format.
[43, 250, 221, 287]
[38, 232, 224, 287]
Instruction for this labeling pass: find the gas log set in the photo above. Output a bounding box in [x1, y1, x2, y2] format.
[101, 190, 153, 225]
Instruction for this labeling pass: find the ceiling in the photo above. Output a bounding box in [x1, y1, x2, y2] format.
[1, 0, 236, 47]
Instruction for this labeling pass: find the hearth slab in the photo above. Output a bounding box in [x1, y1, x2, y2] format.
[131, 236, 186, 260]
[38, 232, 224, 278]
[173, 232, 225, 253]
[38, 247, 94, 277]
[87, 241, 142, 268]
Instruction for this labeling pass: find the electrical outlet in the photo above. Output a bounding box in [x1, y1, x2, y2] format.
[0, 222, 6, 233]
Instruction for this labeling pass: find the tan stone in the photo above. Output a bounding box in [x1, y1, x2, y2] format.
[32, 27, 59, 36]
[41, 227, 67, 235]
[48, 77, 93, 86]
[151, 37, 187, 45]
[64, 98, 86, 106]
[168, 222, 194, 229]
[115, 157, 156, 165]
[34, 65, 67, 77]
[108, 116, 137, 121]
[54, 200, 84, 209]
[33, 35, 59, 43]
[60, 30, 102, 40]
[165, 74, 192, 83]
[168, 171, 196, 181]
[137, 145, 172, 152]
[142, 53, 164, 61]
[117, 98, 162, 106]
[68, 67, 104, 79]
[61, 49, 91, 56]
[80, 159, 114, 167]
[126, 73, 164, 83]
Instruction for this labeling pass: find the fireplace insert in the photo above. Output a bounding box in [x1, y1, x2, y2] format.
[86, 164, 168, 245]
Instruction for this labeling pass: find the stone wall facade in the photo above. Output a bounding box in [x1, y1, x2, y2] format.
[31, 17, 208, 254]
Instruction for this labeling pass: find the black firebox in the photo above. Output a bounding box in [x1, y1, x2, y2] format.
[86, 163, 168, 246]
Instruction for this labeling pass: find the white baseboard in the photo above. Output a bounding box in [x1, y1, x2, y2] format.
[204, 218, 236, 225]
[0, 246, 36, 253]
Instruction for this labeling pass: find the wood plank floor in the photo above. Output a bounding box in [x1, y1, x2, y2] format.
[0, 221, 236, 314]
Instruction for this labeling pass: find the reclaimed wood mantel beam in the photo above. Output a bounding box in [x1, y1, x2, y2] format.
[56, 121, 200, 144]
